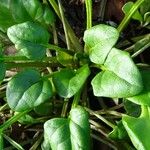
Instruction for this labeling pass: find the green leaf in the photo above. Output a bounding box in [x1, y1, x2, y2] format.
[122, 2, 143, 22]
[124, 100, 141, 117]
[127, 70, 150, 106]
[38, 5, 56, 25]
[133, 35, 150, 53]
[83, 24, 119, 64]
[140, 0, 150, 16]
[20, 0, 43, 20]
[57, 51, 74, 66]
[10, 0, 55, 25]
[10, 0, 33, 23]
[92, 48, 143, 98]
[34, 102, 53, 116]
[122, 106, 150, 150]
[109, 121, 128, 140]
[0, 0, 16, 32]
[6, 69, 53, 112]
[52, 65, 90, 98]
[42, 106, 90, 150]
[7, 21, 50, 60]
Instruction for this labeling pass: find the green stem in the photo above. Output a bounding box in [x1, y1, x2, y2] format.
[6, 61, 61, 69]
[29, 134, 43, 150]
[45, 44, 74, 55]
[117, 0, 144, 33]
[72, 91, 81, 108]
[85, 0, 92, 29]
[58, 0, 71, 49]
[85, 107, 115, 128]
[0, 110, 31, 132]
[61, 98, 69, 117]
[131, 42, 150, 58]
[0, 104, 8, 112]
[0, 134, 3, 150]
[48, 0, 83, 51]
[3, 134, 24, 150]
[1, 56, 57, 63]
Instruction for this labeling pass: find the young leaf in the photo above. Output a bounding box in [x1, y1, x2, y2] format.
[0, 0, 16, 32]
[122, 106, 150, 150]
[7, 21, 50, 60]
[52, 65, 90, 98]
[38, 5, 56, 25]
[92, 48, 143, 98]
[127, 70, 150, 106]
[109, 121, 128, 140]
[140, 0, 150, 16]
[6, 69, 53, 112]
[122, 2, 143, 22]
[83, 24, 119, 64]
[42, 106, 90, 150]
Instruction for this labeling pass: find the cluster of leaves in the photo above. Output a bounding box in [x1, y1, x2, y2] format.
[123, 0, 150, 27]
[0, 0, 150, 150]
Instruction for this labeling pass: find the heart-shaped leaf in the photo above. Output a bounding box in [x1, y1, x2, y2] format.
[0, 0, 16, 32]
[92, 48, 143, 98]
[122, 2, 143, 22]
[52, 65, 90, 98]
[7, 21, 50, 60]
[42, 106, 90, 150]
[127, 70, 150, 106]
[6, 69, 53, 112]
[83, 24, 119, 64]
[122, 106, 150, 150]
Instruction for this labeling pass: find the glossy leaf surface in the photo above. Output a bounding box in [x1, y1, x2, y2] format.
[6, 69, 53, 112]
[53, 65, 90, 98]
[42, 106, 90, 150]
[127, 70, 150, 106]
[123, 106, 150, 150]
[83, 24, 119, 64]
[92, 48, 143, 98]
[7, 21, 50, 59]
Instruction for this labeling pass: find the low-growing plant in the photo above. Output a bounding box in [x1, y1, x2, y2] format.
[0, 0, 150, 149]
